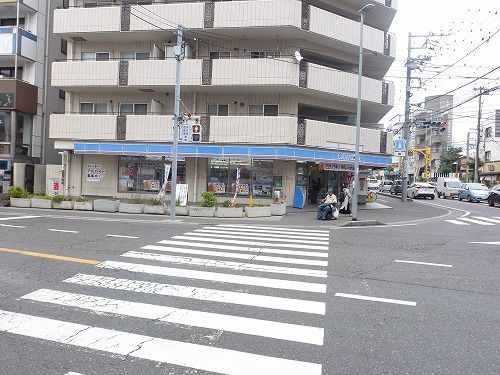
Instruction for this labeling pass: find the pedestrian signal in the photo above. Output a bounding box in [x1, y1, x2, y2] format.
[191, 124, 201, 142]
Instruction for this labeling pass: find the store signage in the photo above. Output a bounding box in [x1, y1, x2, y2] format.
[208, 182, 226, 194]
[338, 153, 356, 162]
[143, 180, 160, 191]
[176, 184, 188, 206]
[321, 163, 355, 172]
[87, 163, 106, 182]
[49, 178, 62, 196]
[487, 164, 495, 172]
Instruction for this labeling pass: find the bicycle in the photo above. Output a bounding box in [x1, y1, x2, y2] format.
[367, 190, 378, 203]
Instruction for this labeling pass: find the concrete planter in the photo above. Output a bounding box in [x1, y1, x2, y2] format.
[189, 206, 216, 217]
[31, 198, 53, 209]
[270, 203, 286, 216]
[246, 206, 272, 218]
[53, 201, 74, 210]
[94, 199, 120, 212]
[73, 201, 93, 211]
[143, 205, 165, 215]
[216, 206, 244, 218]
[119, 203, 144, 214]
[165, 206, 189, 216]
[10, 198, 31, 208]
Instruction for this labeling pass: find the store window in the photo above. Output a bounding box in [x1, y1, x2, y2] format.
[119, 103, 147, 115]
[118, 156, 186, 193]
[208, 158, 229, 194]
[251, 160, 273, 197]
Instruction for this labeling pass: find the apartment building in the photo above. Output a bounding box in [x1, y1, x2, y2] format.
[0, 0, 65, 192]
[483, 112, 500, 185]
[49, 0, 397, 205]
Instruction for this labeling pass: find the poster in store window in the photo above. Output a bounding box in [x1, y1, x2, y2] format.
[207, 182, 226, 194]
[87, 164, 106, 182]
[176, 184, 188, 206]
[143, 179, 160, 191]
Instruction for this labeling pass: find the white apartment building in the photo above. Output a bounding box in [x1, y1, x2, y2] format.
[49, 0, 397, 205]
[0, 0, 65, 192]
[483, 114, 500, 185]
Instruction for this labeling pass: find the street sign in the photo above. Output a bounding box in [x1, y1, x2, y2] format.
[179, 116, 201, 143]
[181, 123, 190, 142]
[393, 139, 407, 156]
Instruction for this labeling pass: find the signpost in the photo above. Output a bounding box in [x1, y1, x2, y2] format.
[393, 139, 407, 157]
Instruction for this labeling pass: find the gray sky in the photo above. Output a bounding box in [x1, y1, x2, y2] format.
[383, 0, 500, 148]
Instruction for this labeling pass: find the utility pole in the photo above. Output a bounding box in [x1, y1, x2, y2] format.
[466, 131, 470, 183]
[401, 33, 412, 202]
[170, 25, 184, 219]
[474, 87, 486, 183]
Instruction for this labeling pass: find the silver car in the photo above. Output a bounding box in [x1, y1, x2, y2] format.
[458, 183, 490, 202]
[379, 180, 394, 193]
[407, 182, 436, 199]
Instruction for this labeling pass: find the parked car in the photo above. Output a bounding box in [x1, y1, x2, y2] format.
[487, 184, 500, 207]
[458, 183, 490, 202]
[367, 177, 379, 191]
[390, 180, 403, 195]
[379, 180, 394, 193]
[407, 182, 436, 199]
[436, 177, 462, 199]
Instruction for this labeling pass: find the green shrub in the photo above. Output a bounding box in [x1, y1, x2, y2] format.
[8, 186, 29, 198]
[222, 200, 232, 208]
[52, 195, 64, 203]
[201, 191, 217, 207]
[75, 196, 88, 203]
[149, 197, 162, 206]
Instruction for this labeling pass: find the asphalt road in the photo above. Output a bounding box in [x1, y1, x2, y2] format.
[0, 201, 498, 375]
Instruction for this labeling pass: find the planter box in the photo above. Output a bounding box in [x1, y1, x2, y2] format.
[31, 198, 53, 209]
[53, 201, 74, 210]
[189, 206, 216, 217]
[94, 199, 120, 212]
[165, 206, 189, 216]
[246, 206, 271, 218]
[216, 206, 244, 218]
[143, 205, 165, 215]
[73, 201, 93, 211]
[270, 203, 286, 216]
[119, 203, 144, 214]
[10, 198, 31, 208]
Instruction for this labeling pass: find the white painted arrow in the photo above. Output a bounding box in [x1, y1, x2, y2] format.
[470, 241, 500, 245]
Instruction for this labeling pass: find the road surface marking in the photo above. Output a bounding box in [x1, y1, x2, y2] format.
[457, 217, 495, 226]
[155, 240, 328, 257]
[0, 310, 322, 375]
[64, 373, 85, 375]
[48, 229, 80, 233]
[23, 289, 324, 345]
[173, 235, 328, 250]
[97, 261, 326, 293]
[106, 234, 140, 239]
[207, 225, 330, 237]
[0, 247, 99, 265]
[200, 227, 329, 240]
[335, 293, 416, 306]
[445, 220, 470, 225]
[471, 216, 500, 224]
[216, 224, 330, 234]
[395, 260, 452, 268]
[470, 241, 500, 245]
[65, 274, 326, 315]
[0, 215, 41, 221]
[0, 224, 25, 228]
[122, 251, 327, 278]
[142, 245, 328, 266]
[187, 231, 328, 245]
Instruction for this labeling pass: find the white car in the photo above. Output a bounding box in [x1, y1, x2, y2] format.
[379, 180, 394, 192]
[367, 178, 379, 191]
[407, 182, 436, 199]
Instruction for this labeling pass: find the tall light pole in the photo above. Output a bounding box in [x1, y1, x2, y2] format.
[352, 3, 374, 221]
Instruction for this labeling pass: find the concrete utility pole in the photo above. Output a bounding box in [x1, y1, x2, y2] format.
[401, 33, 412, 202]
[170, 25, 184, 219]
[474, 87, 486, 183]
[466, 131, 470, 183]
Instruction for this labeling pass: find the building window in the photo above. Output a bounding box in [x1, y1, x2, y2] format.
[59, 90, 65, 100]
[118, 156, 185, 193]
[208, 104, 228, 116]
[61, 39, 67, 55]
[209, 51, 230, 59]
[0, 67, 22, 79]
[0, 18, 25, 27]
[15, 113, 32, 156]
[248, 105, 278, 116]
[80, 102, 107, 114]
[208, 158, 229, 194]
[250, 51, 280, 59]
[0, 112, 12, 143]
[264, 104, 278, 116]
[251, 160, 273, 197]
[81, 52, 110, 61]
[120, 51, 150, 61]
[119, 103, 147, 115]
[485, 151, 491, 162]
[485, 127, 492, 138]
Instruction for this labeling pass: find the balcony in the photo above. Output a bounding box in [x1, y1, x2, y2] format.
[53, 6, 121, 35]
[128, 59, 202, 87]
[0, 78, 37, 115]
[49, 114, 117, 140]
[51, 61, 120, 89]
[0, 27, 37, 61]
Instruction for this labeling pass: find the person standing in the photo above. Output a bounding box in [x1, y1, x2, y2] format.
[339, 183, 352, 215]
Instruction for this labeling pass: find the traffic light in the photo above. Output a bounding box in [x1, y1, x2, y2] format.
[191, 124, 201, 142]
[430, 121, 447, 132]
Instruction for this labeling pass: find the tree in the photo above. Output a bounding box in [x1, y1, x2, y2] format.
[438, 147, 463, 173]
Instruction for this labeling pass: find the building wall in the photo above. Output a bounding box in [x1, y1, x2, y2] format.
[81, 154, 118, 197]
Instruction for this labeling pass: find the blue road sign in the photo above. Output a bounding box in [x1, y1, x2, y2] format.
[393, 139, 407, 153]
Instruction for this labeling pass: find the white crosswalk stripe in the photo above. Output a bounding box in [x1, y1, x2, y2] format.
[445, 216, 499, 226]
[471, 216, 500, 224]
[3, 224, 329, 374]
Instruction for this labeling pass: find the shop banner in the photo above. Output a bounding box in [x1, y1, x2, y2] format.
[176, 184, 188, 206]
[321, 163, 355, 172]
[208, 182, 226, 194]
[232, 167, 241, 205]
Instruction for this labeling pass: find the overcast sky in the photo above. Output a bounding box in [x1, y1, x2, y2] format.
[383, 0, 500, 148]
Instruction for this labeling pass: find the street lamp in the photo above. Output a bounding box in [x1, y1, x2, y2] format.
[352, 3, 375, 222]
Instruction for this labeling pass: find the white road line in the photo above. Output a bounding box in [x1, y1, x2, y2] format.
[395, 260, 452, 268]
[156, 240, 329, 258]
[187, 231, 328, 245]
[107, 234, 140, 239]
[335, 293, 416, 306]
[23, 289, 324, 345]
[216, 224, 330, 234]
[97, 261, 326, 293]
[0, 215, 41, 221]
[458, 217, 495, 226]
[48, 229, 80, 233]
[206, 226, 330, 237]
[0, 224, 25, 228]
[470, 241, 500, 245]
[142, 245, 328, 266]
[494, 217, 500, 220]
[200, 227, 329, 240]
[471, 216, 500, 224]
[173, 235, 328, 250]
[122, 251, 327, 278]
[65, 274, 326, 315]
[0, 310, 322, 375]
[445, 220, 470, 226]
[64, 373, 85, 375]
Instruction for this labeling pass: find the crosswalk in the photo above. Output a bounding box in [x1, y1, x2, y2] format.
[0, 224, 330, 374]
[445, 216, 500, 226]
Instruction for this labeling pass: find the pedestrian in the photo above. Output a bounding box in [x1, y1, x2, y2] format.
[317, 189, 337, 220]
[339, 183, 352, 215]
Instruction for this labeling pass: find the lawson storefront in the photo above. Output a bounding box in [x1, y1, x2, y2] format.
[67, 143, 392, 206]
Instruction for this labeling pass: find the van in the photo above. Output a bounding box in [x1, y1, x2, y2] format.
[367, 177, 379, 191]
[436, 177, 462, 199]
